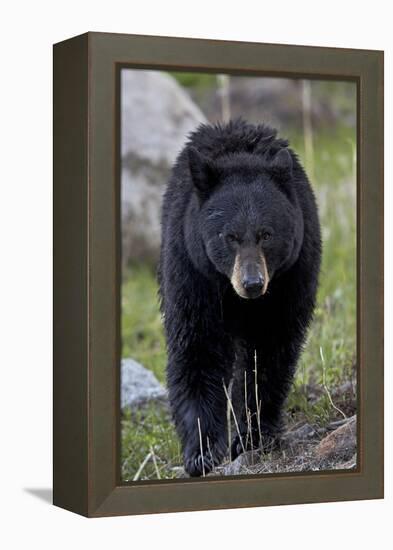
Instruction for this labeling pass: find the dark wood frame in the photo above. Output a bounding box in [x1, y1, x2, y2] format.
[53, 32, 384, 517]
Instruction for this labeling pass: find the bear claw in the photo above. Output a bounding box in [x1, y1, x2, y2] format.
[231, 430, 279, 460]
[185, 453, 214, 477]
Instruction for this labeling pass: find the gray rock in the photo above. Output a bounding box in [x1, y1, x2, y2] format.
[215, 415, 358, 477]
[171, 466, 187, 479]
[219, 451, 261, 476]
[121, 358, 167, 409]
[121, 70, 206, 264]
[283, 423, 317, 443]
[331, 379, 357, 398]
[335, 453, 357, 470]
[315, 415, 356, 462]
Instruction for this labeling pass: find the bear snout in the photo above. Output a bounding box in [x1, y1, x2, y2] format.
[242, 272, 264, 298]
[231, 252, 270, 299]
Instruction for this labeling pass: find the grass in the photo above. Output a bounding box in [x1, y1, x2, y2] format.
[169, 71, 218, 90]
[121, 125, 357, 481]
[121, 403, 181, 480]
[121, 268, 166, 384]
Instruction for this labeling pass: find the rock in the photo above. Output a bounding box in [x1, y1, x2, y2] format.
[335, 453, 357, 471]
[327, 418, 350, 430]
[171, 466, 187, 479]
[215, 416, 357, 477]
[121, 70, 207, 264]
[219, 451, 260, 476]
[121, 358, 167, 409]
[283, 423, 317, 443]
[331, 379, 357, 398]
[315, 415, 356, 462]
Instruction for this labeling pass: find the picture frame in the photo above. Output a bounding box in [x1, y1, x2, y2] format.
[53, 31, 384, 517]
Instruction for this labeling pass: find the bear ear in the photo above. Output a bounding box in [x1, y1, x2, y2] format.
[266, 148, 293, 181]
[252, 134, 276, 155]
[188, 146, 217, 199]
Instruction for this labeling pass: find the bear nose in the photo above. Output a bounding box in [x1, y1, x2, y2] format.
[242, 273, 264, 295]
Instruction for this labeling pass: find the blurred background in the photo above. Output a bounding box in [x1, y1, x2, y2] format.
[120, 70, 357, 481]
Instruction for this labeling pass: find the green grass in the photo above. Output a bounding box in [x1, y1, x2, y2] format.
[121, 403, 181, 481]
[293, 129, 356, 374]
[121, 125, 357, 481]
[169, 71, 217, 90]
[121, 267, 166, 384]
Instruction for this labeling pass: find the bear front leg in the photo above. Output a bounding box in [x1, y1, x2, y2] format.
[230, 341, 299, 459]
[256, 336, 302, 449]
[255, 263, 318, 448]
[167, 348, 232, 477]
[229, 343, 259, 459]
[161, 257, 234, 476]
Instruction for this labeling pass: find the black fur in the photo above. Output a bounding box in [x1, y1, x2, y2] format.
[159, 119, 321, 477]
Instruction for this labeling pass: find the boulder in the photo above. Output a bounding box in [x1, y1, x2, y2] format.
[283, 422, 318, 443]
[121, 358, 167, 409]
[121, 70, 207, 264]
[315, 415, 357, 462]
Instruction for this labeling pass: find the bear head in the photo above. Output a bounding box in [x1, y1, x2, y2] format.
[187, 145, 304, 299]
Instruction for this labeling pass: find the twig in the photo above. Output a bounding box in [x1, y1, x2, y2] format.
[197, 417, 206, 477]
[244, 370, 254, 460]
[223, 381, 246, 455]
[248, 412, 254, 465]
[244, 370, 249, 448]
[254, 350, 263, 450]
[320, 346, 347, 420]
[150, 445, 161, 480]
[133, 451, 152, 481]
[217, 74, 231, 122]
[301, 79, 314, 182]
[206, 436, 215, 475]
[226, 380, 232, 462]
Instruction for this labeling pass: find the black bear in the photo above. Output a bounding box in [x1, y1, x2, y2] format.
[159, 119, 321, 477]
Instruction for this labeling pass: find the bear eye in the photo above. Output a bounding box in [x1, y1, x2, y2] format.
[227, 233, 239, 243]
[257, 231, 272, 243]
[262, 231, 272, 241]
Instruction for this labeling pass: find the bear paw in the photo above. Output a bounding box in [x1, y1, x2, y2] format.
[184, 453, 214, 477]
[231, 429, 279, 460]
[184, 439, 226, 477]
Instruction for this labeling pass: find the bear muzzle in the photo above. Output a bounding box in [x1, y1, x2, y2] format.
[231, 252, 270, 299]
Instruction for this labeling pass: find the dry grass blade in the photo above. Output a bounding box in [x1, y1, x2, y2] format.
[206, 436, 216, 475]
[133, 451, 152, 481]
[302, 79, 315, 182]
[254, 350, 263, 450]
[217, 74, 231, 122]
[226, 381, 232, 461]
[244, 369, 254, 464]
[150, 445, 161, 479]
[244, 371, 248, 446]
[197, 417, 206, 477]
[223, 380, 246, 455]
[320, 346, 347, 420]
